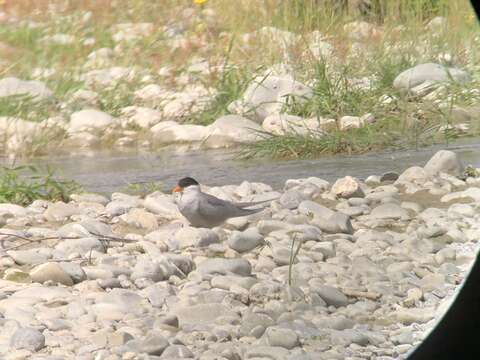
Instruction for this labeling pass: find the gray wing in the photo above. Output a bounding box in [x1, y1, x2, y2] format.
[197, 193, 260, 224]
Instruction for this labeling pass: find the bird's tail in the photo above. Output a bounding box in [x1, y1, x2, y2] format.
[238, 206, 266, 216]
[234, 197, 277, 209]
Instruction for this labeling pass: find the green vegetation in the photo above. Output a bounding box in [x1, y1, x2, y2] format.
[288, 232, 303, 286]
[0, 95, 56, 122]
[242, 125, 395, 159]
[464, 165, 480, 178]
[188, 65, 252, 125]
[0, 165, 81, 206]
[97, 82, 136, 118]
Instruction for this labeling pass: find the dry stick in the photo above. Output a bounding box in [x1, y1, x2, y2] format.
[0, 231, 139, 251]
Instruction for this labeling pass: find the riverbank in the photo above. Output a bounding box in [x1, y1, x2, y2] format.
[0, 1, 478, 158]
[0, 149, 479, 358]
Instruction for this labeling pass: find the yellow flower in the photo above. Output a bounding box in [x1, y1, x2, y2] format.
[194, 0, 207, 4]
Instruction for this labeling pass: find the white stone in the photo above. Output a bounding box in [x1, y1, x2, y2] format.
[41, 33, 75, 45]
[393, 63, 470, 91]
[68, 109, 115, 134]
[229, 74, 312, 122]
[143, 192, 181, 220]
[30, 262, 74, 286]
[173, 226, 219, 249]
[0, 77, 53, 99]
[344, 21, 380, 41]
[262, 114, 324, 135]
[331, 176, 365, 199]
[84, 67, 134, 86]
[112, 22, 154, 42]
[204, 115, 263, 147]
[120, 106, 163, 129]
[304, 31, 335, 61]
[134, 84, 165, 101]
[0, 203, 28, 217]
[151, 122, 209, 145]
[339, 116, 367, 131]
[424, 150, 464, 177]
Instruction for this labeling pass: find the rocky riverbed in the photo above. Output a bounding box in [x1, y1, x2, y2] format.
[0, 149, 479, 360]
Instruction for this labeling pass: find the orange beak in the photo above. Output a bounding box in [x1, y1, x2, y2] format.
[172, 185, 183, 193]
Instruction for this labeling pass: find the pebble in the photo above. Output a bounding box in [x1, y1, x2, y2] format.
[228, 227, 264, 252]
[29, 262, 74, 286]
[264, 326, 300, 349]
[310, 284, 349, 307]
[197, 258, 252, 277]
[10, 327, 45, 352]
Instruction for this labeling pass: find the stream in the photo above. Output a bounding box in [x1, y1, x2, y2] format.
[11, 138, 480, 194]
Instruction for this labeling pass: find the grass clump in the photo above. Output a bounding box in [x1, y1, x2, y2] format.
[97, 82, 136, 118]
[0, 165, 81, 206]
[243, 125, 394, 159]
[189, 66, 251, 125]
[0, 95, 57, 122]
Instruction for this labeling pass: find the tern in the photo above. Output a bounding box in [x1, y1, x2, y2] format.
[172, 177, 269, 228]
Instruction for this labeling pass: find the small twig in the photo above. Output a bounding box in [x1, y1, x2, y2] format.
[342, 289, 382, 301]
[0, 231, 139, 252]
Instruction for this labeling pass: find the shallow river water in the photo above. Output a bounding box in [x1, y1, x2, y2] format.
[16, 138, 480, 193]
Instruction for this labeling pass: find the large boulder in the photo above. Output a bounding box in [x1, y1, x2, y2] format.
[393, 63, 470, 91]
[228, 74, 312, 122]
[424, 150, 464, 177]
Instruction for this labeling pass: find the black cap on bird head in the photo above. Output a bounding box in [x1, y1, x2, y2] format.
[173, 177, 199, 192]
[178, 177, 199, 187]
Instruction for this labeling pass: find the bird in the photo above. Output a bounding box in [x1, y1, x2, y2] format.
[172, 177, 269, 228]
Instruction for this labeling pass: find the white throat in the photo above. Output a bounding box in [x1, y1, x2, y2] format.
[183, 185, 201, 194]
[176, 184, 201, 208]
